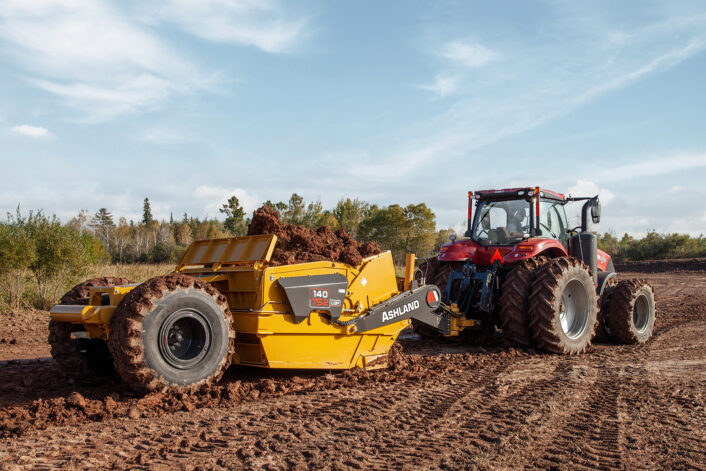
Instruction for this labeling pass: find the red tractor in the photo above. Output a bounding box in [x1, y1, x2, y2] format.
[417, 187, 656, 354]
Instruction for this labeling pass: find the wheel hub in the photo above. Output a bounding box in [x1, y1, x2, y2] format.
[633, 294, 650, 332]
[159, 309, 212, 369]
[558, 279, 590, 339]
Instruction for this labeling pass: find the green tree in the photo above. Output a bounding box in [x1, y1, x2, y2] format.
[302, 200, 335, 228]
[25, 212, 93, 308]
[359, 203, 436, 265]
[333, 198, 368, 238]
[219, 195, 246, 235]
[263, 200, 288, 216]
[0, 210, 36, 309]
[142, 197, 153, 225]
[284, 193, 305, 225]
[91, 208, 114, 252]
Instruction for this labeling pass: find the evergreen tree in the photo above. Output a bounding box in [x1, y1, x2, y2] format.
[90, 208, 114, 252]
[219, 196, 246, 235]
[142, 198, 153, 225]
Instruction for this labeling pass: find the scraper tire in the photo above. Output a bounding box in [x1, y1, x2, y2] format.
[108, 274, 235, 393]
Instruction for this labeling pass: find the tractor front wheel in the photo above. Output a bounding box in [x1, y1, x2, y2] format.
[605, 279, 656, 345]
[528, 258, 598, 354]
[108, 274, 235, 393]
[498, 256, 548, 347]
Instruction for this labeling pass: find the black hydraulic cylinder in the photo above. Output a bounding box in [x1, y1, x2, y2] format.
[572, 232, 597, 283]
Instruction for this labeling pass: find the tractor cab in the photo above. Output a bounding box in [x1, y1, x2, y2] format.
[440, 187, 610, 279]
[468, 188, 570, 249]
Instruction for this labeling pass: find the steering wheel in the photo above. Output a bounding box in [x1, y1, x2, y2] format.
[477, 228, 488, 237]
[540, 222, 557, 238]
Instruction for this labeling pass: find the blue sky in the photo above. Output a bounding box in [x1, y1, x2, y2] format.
[1, 0, 705, 236]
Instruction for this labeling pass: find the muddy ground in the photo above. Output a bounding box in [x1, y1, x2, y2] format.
[0, 267, 704, 470]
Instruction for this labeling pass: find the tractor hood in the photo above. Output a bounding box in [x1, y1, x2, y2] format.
[438, 239, 513, 266]
[438, 238, 569, 266]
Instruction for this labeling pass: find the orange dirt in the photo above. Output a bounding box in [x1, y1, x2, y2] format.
[247, 205, 380, 266]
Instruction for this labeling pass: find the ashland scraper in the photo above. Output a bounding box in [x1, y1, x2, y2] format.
[49, 235, 444, 392]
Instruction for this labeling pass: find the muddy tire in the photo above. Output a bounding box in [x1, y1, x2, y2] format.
[594, 277, 618, 342]
[49, 277, 133, 382]
[108, 274, 235, 393]
[413, 261, 461, 339]
[528, 257, 598, 354]
[498, 257, 548, 347]
[605, 279, 656, 345]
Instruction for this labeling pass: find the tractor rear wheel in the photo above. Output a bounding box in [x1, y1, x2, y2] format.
[49, 277, 133, 383]
[528, 257, 598, 354]
[108, 274, 235, 393]
[594, 277, 618, 342]
[498, 256, 548, 347]
[412, 260, 462, 339]
[605, 279, 655, 345]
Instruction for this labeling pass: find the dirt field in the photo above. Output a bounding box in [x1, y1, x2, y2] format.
[0, 267, 704, 470]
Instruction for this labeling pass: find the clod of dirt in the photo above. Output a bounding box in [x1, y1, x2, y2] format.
[247, 206, 380, 266]
[66, 392, 87, 410]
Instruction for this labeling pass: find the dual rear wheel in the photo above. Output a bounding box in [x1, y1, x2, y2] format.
[503, 257, 656, 353]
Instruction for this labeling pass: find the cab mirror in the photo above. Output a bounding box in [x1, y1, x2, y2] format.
[449, 234, 457, 242]
[591, 200, 601, 224]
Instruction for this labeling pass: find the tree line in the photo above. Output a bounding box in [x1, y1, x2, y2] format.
[81, 194, 449, 266]
[1, 194, 704, 310]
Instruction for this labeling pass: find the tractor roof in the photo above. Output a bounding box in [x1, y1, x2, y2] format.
[474, 187, 566, 202]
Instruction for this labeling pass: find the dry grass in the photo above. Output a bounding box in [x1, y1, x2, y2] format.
[85, 263, 174, 284]
[0, 264, 175, 315]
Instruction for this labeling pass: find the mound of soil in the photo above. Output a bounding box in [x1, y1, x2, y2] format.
[247, 205, 380, 266]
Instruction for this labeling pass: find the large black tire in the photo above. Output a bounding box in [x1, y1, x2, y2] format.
[528, 258, 598, 354]
[412, 261, 462, 339]
[49, 277, 133, 383]
[594, 277, 618, 342]
[108, 274, 235, 393]
[605, 279, 656, 345]
[497, 256, 548, 347]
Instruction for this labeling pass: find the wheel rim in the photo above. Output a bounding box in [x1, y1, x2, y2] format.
[559, 279, 590, 339]
[633, 294, 650, 332]
[159, 309, 212, 369]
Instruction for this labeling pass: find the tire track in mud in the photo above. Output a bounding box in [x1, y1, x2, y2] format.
[230, 353, 521, 470]
[619, 362, 706, 470]
[527, 366, 625, 470]
[398, 359, 588, 469]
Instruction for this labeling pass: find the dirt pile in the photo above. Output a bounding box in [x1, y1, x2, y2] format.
[247, 205, 380, 266]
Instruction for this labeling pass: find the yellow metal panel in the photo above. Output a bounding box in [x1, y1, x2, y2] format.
[176, 235, 277, 270]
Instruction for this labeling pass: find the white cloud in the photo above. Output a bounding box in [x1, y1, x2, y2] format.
[601, 152, 706, 180]
[439, 41, 499, 68]
[139, 125, 193, 144]
[141, 0, 307, 53]
[11, 124, 52, 139]
[418, 73, 459, 97]
[567, 180, 615, 204]
[0, 0, 211, 120]
[193, 186, 260, 217]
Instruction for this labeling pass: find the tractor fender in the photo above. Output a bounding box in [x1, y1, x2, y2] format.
[502, 239, 568, 264]
[597, 269, 617, 297]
